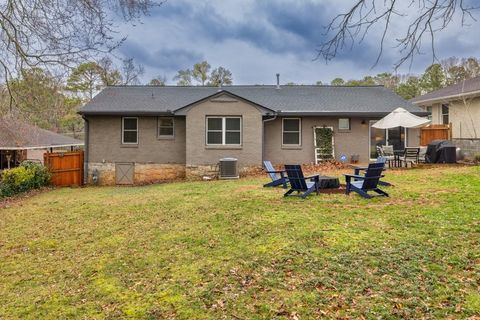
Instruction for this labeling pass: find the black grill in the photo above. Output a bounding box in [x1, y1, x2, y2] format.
[426, 140, 457, 163]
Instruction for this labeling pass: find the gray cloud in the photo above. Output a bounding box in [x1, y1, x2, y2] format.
[114, 0, 480, 84]
[119, 40, 203, 71]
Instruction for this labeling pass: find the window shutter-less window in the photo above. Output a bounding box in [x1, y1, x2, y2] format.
[282, 119, 301, 145]
[122, 117, 138, 144]
[206, 117, 241, 145]
[338, 118, 350, 130]
[225, 118, 241, 144]
[158, 118, 174, 137]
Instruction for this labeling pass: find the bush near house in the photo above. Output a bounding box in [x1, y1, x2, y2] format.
[0, 161, 51, 197]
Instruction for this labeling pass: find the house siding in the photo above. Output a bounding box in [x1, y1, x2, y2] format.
[86, 116, 186, 184]
[407, 128, 421, 147]
[430, 103, 442, 125]
[264, 117, 371, 164]
[424, 98, 480, 139]
[418, 98, 480, 159]
[87, 116, 186, 163]
[184, 97, 264, 172]
[448, 97, 480, 139]
[84, 106, 423, 184]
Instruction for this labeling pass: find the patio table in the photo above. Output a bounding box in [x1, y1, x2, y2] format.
[393, 147, 421, 167]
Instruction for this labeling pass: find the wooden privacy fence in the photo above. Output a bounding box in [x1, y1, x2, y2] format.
[420, 124, 452, 146]
[44, 151, 84, 186]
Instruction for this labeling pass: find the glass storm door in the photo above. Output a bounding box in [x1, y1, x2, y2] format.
[387, 127, 406, 152]
[370, 121, 406, 158]
[370, 125, 387, 158]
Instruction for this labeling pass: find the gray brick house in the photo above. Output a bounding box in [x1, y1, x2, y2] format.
[79, 85, 427, 185]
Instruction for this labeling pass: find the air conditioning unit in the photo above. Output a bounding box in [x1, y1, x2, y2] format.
[219, 158, 239, 179]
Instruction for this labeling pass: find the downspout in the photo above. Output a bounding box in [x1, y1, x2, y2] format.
[82, 115, 89, 184]
[262, 112, 279, 164]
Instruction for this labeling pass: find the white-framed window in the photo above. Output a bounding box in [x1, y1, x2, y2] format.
[282, 118, 301, 145]
[426, 106, 432, 121]
[206, 116, 241, 145]
[122, 117, 138, 144]
[441, 104, 449, 124]
[158, 117, 174, 138]
[338, 118, 350, 130]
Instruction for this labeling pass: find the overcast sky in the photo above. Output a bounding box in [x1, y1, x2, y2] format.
[115, 0, 480, 85]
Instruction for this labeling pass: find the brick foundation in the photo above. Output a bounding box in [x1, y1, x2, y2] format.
[185, 164, 261, 180]
[185, 164, 219, 180]
[88, 163, 185, 185]
[87, 162, 262, 185]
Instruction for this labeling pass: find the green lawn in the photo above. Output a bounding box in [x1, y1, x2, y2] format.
[1, 166, 480, 319]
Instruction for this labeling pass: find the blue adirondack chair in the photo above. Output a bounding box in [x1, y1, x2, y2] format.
[352, 157, 391, 187]
[284, 165, 320, 198]
[345, 162, 389, 199]
[263, 160, 288, 188]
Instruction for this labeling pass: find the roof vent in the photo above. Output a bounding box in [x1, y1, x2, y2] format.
[276, 73, 280, 89]
[219, 158, 239, 179]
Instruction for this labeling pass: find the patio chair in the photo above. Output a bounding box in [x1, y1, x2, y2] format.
[284, 165, 320, 199]
[345, 162, 389, 199]
[418, 146, 427, 163]
[382, 145, 396, 157]
[377, 145, 394, 167]
[352, 157, 391, 187]
[263, 160, 288, 188]
[401, 148, 420, 167]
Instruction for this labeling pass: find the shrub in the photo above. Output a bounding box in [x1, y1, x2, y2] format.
[0, 161, 51, 197]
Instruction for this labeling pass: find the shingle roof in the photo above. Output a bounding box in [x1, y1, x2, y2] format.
[79, 85, 426, 116]
[0, 118, 84, 150]
[411, 76, 480, 104]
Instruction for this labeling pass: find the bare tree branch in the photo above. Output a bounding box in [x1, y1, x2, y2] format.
[316, 0, 479, 69]
[0, 0, 162, 99]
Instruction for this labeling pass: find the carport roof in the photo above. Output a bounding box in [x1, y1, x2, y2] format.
[0, 118, 84, 150]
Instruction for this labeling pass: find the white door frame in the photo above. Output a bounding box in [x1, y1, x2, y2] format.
[313, 126, 335, 164]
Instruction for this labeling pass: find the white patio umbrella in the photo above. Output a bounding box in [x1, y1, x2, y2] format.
[372, 107, 431, 129]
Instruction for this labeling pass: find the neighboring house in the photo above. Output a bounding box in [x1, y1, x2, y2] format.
[79, 85, 427, 185]
[411, 76, 480, 158]
[0, 118, 84, 170]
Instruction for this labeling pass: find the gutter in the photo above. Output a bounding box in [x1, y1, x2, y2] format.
[262, 111, 279, 164]
[276, 111, 430, 117]
[82, 115, 89, 184]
